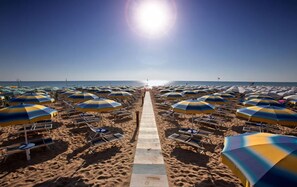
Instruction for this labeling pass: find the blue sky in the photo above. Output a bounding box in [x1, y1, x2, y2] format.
[0, 0, 297, 82]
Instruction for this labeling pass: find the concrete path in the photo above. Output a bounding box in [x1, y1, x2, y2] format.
[130, 91, 169, 187]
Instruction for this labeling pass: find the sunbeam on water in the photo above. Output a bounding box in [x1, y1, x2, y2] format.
[142, 80, 170, 88]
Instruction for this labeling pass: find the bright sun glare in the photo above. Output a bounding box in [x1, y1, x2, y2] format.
[127, 0, 176, 38]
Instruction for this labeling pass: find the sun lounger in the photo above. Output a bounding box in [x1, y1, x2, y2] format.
[1, 138, 54, 162]
[17, 122, 53, 134]
[73, 117, 100, 125]
[178, 128, 213, 139]
[243, 122, 267, 132]
[168, 133, 204, 152]
[90, 133, 124, 147]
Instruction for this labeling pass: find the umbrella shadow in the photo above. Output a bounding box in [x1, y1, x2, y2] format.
[0, 140, 68, 173]
[164, 127, 180, 137]
[231, 125, 244, 134]
[66, 144, 90, 163]
[171, 147, 209, 167]
[195, 178, 238, 187]
[33, 176, 89, 187]
[80, 146, 121, 168]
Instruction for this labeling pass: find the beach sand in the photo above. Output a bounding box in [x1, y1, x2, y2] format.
[150, 89, 243, 187]
[0, 92, 143, 187]
[2, 88, 296, 187]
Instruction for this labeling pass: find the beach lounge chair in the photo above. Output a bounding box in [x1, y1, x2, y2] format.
[73, 116, 100, 125]
[86, 123, 110, 139]
[178, 128, 213, 139]
[168, 133, 204, 152]
[0, 138, 54, 162]
[243, 122, 267, 132]
[90, 133, 124, 147]
[17, 121, 53, 134]
[161, 110, 178, 122]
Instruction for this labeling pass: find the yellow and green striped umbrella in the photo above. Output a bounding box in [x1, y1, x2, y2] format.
[0, 104, 57, 127]
[172, 99, 215, 114]
[243, 99, 282, 107]
[108, 91, 132, 98]
[221, 132, 297, 187]
[75, 98, 122, 112]
[68, 92, 98, 102]
[236, 105, 297, 126]
[161, 92, 183, 100]
[197, 95, 226, 105]
[9, 93, 55, 105]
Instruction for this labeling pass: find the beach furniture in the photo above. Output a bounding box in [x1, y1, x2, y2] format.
[90, 133, 124, 147]
[73, 115, 101, 125]
[86, 122, 110, 139]
[168, 133, 205, 152]
[178, 128, 212, 143]
[0, 138, 54, 162]
[161, 110, 179, 122]
[0, 104, 57, 160]
[17, 120, 53, 134]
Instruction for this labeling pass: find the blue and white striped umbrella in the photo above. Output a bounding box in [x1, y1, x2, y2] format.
[222, 132, 297, 187]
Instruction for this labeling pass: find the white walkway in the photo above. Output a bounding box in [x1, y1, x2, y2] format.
[129, 91, 169, 187]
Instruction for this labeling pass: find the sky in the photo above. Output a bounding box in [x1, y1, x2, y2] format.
[0, 0, 297, 82]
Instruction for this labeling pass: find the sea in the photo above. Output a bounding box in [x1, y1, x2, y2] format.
[0, 80, 297, 88]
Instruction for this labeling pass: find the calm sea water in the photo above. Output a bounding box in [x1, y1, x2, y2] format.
[0, 80, 297, 88]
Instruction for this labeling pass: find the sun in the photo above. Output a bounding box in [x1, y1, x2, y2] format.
[126, 0, 176, 38]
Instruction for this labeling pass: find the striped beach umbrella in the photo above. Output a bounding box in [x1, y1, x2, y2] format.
[172, 99, 215, 131]
[75, 98, 122, 112]
[161, 92, 183, 100]
[108, 91, 132, 98]
[221, 132, 297, 187]
[284, 95, 297, 101]
[68, 92, 98, 102]
[9, 93, 55, 105]
[182, 90, 197, 96]
[172, 99, 215, 114]
[213, 92, 235, 99]
[236, 105, 297, 126]
[0, 104, 57, 127]
[159, 89, 171, 94]
[243, 99, 282, 107]
[96, 89, 112, 94]
[197, 95, 226, 105]
[245, 95, 274, 101]
[0, 104, 57, 160]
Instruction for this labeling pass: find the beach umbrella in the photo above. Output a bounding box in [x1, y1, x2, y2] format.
[236, 105, 297, 126]
[197, 95, 226, 105]
[213, 92, 235, 99]
[182, 90, 197, 96]
[0, 104, 57, 160]
[172, 99, 215, 132]
[9, 93, 55, 105]
[172, 99, 215, 115]
[243, 99, 283, 107]
[68, 92, 98, 102]
[161, 92, 183, 100]
[284, 95, 297, 101]
[108, 91, 132, 98]
[159, 89, 171, 94]
[96, 89, 112, 94]
[221, 132, 297, 187]
[245, 95, 275, 101]
[75, 98, 122, 113]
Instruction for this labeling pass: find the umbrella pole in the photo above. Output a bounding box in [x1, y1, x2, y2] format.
[24, 124, 31, 160]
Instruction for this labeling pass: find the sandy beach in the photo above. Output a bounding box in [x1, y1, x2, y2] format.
[0, 86, 297, 187]
[0, 91, 143, 187]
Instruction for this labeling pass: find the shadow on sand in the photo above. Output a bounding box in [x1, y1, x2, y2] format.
[33, 176, 89, 187]
[0, 140, 68, 173]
